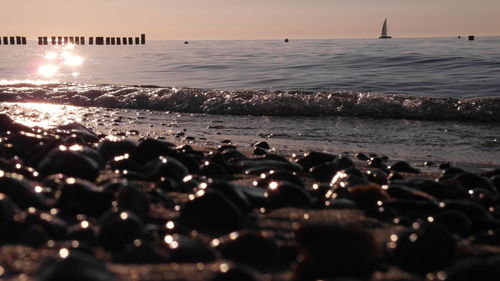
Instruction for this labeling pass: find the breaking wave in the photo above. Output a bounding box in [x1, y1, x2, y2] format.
[1, 83, 499, 122]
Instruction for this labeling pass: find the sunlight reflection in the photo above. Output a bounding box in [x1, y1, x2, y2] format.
[44, 51, 58, 60]
[4, 102, 82, 128]
[38, 64, 59, 78]
[62, 52, 84, 67]
[0, 79, 59, 85]
[37, 46, 84, 80]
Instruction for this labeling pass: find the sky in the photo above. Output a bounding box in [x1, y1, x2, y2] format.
[1, 0, 499, 40]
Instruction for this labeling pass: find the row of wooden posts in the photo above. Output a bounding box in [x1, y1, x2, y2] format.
[0, 34, 145, 45]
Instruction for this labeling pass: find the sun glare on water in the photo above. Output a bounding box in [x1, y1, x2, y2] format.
[37, 45, 84, 79]
[3, 102, 82, 128]
[37, 64, 59, 78]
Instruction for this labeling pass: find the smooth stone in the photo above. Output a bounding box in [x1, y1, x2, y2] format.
[355, 153, 369, 161]
[210, 264, 263, 281]
[440, 199, 492, 220]
[37, 251, 115, 281]
[162, 234, 217, 262]
[402, 179, 468, 200]
[98, 209, 144, 250]
[442, 256, 500, 281]
[130, 138, 177, 165]
[392, 222, 457, 274]
[432, 210, 473, 236]
[309, 157, 354, 182]
[0, 113, 31, 133]
[56, 178, 113, 217]
[254, 141, 271, 150]
[19, 210, 68, 244]
[384, 184, 437, 202]
[257, 170, 304, 188]
[67, 220, 97, 244]
[450, 172, 496, 193]
[294, 224, 380, 280]
[0, 193, 19, 223]
[113, 241, 171, 264]
[367, 157, 386, 169]
[265, 181, 314, 209]
[388, 161, 420, 173]
[365, 169, 388, 185]
[142, 156, 189, 181]
[38, 148, 101, 181]
[98, 139, 137, 160]
[0, 173, 46, 209]
[57, 123, 100, 143]
[199, 161, 230, 178]
[236, 159, 302, 174]
[117, 184, 151, 220]
[324, 198, 359, 209]
[347, 183, 390, 210]
[379, 200, 440, 221]
[214, 231, 279, 266]
[178, 190, 243, 233]
[295, 151, 337, 171]
[204, 180, 252, 212]
[253, 147, 267, 155]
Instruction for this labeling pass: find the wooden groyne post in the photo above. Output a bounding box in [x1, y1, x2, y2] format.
[1, 34, 146, 46]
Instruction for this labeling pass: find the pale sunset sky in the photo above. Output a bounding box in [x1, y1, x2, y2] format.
[1, 0, 499, 40]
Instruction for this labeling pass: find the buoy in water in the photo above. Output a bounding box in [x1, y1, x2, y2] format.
[284, 38, 289, 43]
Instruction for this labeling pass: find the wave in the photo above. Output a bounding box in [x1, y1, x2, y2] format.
[1, 83, 499, 122]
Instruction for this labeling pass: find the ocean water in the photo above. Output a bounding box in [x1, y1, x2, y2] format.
[1, 38, 499, 166]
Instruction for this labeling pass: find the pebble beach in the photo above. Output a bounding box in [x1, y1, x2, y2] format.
[0, 100, 500, 281]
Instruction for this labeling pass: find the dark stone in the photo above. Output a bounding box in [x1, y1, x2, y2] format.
[57, 178, 113, 217]
[162, 234, 217, 263]
[392, 222, 457, 274]
[98, 209, 144, 250]
[113, 241, 171, 264]
[254, 141, 271, 150]
[294, 224, 380, 280]
[365, 169, 388, 185]
[143, 156, 189, 181]
[131, 138, 176, 165]
[295, 151, 337, 171]
[355, 153, 369, 161]
[98, 139, 137, 160]
[265, 182, 314, 209]
[199, 161, 230, 178]
[204, 180, 253, 212]
[367, 157, 386, 169]
[433, 210, 473, 236]
[37, 251, 115, 281]
[0, 114, 31, 133]
[117, 184, 151, 220]
[443, 256, 500, 281]
[57, 123, 99, 143]
[257, 170, 304, 188]
[215, 231, 279, 266]
[309, 156, 355, 182]
[388, 161, 420, 173]
[0, 173, 46, 209]
[178, 190, 243, 233]
[211, 264, 263, 281]
[38, 147, 101, 181]
[253, 147, 267, 156]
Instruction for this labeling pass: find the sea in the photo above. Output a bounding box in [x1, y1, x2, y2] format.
[1, 37, 499, 167]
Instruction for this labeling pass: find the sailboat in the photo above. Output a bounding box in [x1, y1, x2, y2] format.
[379, 18, 392, 39]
